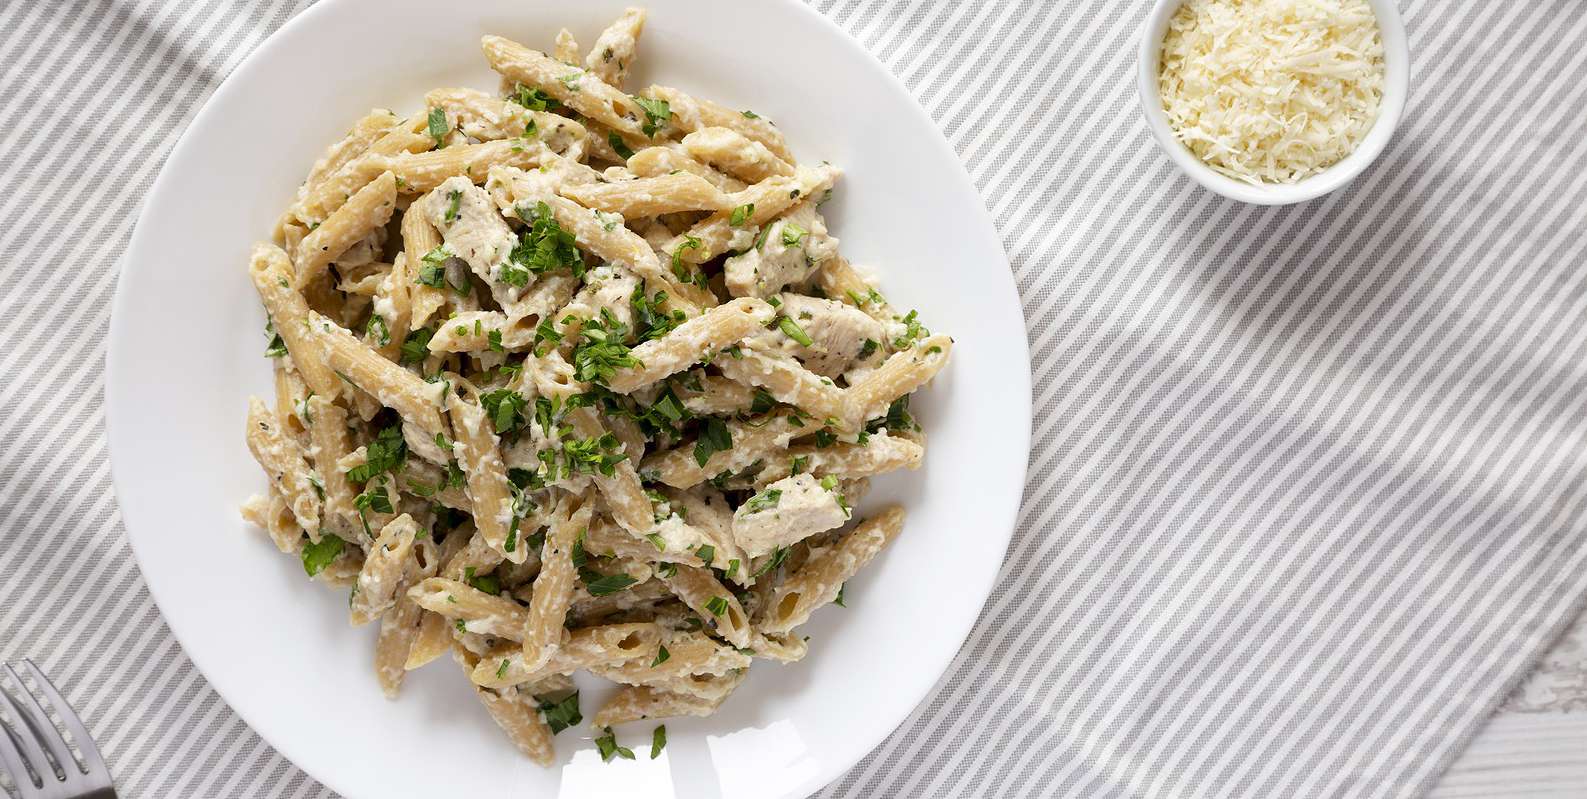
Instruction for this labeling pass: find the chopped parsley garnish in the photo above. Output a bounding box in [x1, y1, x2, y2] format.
[780, 222, 807, 247]
[834, 583, 847, 607]
[858, 338, 879, 359]
[399, 327, 435, 365]
[726, 559, 740, 578]
[464, 566, 502, 596]
[692, 418, 732, 467]
[487, 328, 504, 353]
[777, 316, 813, 347]
[607, 131, 635, 159]
[750, 389, 777, 415]
[354, 484, 393, 514]
[657, 562, 678, 579]
[695, 544, 715, 565]
[537, 691, 581, 734]
[366, 314, 390, 347]
[729, 203, 755, 226]
[571, 311, 640, 385]
[426, 107, 448, 148]
[892, 310, 929, 349]
[263, 318, 288, 358]
[417, 246, 470, 295]
[563, 432, 628, 476]
[650, 645, 670, 667]
[633, 95, 671, 137]
[595, 728, 635, 762]
[300, 535, 344, 577]
[444, 189, 462, 223]
[650, 725, 667, 759]
[558, 72, 583, 92]
[741, 109, 760, 119]
[790, 455, 809, 475]
[645, 533, 666, 551]
[347, 425, 406, 483]
[510, 201, 582, 280]
[814, 429, 836, 448]
[670, 235, 702, 284]
[511, 82, 563, 112]
[479, 388, 528, 434]
[704, 596, 730, 616]
[742, 488, 782, 514]
[584, 572, 639, 596]
[751, 546, 789, 578]
[496, 659, 511, 678]
[631, 285, 686, 342]
[533, 316, 563, 354]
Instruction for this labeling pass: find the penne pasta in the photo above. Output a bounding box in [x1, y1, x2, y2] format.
[759, 506, 904, 634]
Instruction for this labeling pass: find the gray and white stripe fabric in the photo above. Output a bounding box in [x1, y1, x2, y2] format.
[3, 1, 1586, 797]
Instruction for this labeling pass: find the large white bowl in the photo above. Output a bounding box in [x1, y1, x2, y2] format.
[105, 1, 1031, 797]
[1137, 0, 1410, 205]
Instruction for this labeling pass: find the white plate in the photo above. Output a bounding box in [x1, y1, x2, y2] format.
[106, 1, 1029, 796]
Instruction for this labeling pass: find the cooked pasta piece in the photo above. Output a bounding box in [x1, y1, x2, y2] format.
[244, 397, 321, 537]
[447, 391, 525, 563]
[521, 493, 593, 670]
[308, 311, 449, 437]
[558, 172, 730, 217]
[607, 298, 775, 392]
[584, 7, 645, 88]
[592, 670, 746, 726]
[295, 171, 398, 288]
[759, 506, 903, 634]
[661, 565, 751, 647]
[682, 126, 795, 183]
[373, 535, 439, 697]
[249, 243, 340, 398]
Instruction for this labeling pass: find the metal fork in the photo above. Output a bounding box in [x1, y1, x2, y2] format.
[0, 660, 115, 799]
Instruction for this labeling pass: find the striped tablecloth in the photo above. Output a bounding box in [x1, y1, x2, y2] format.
[4, 1, 1587, 796]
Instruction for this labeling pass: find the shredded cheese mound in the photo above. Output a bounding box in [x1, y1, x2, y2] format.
[1158, 0, 1385, 185]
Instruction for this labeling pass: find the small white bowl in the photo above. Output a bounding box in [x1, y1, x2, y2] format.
[1137, 0, 1410, 205]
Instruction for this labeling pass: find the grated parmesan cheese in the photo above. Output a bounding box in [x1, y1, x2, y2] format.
[1158, 0, 1385, 185]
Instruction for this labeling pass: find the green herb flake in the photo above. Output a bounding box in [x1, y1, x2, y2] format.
[584, 572, 640, 596]
[399, 327, 436, 365]
[300, 535, 344, 577]
[595, 727, 635, 762]
[834, 583, 847, 607]
[444, 189, 462, 223]
[742, 488, 782, 515]
[728, 203, 755, 226]
[705, 596, 730, 616]
[480, 388, 528, 434]
[650, 725, 667, 759]
[426, 107, 448, 148]
[650, 645, 670, 668]
[347, 425, 406, 483]
[780, 222, 807, 247]
[608, 131, 636, 159]
[778, 316, 814, 347]
[633, 95, 671, 137]
[692, 418, 733, 467]
[537, 691, 581, 734]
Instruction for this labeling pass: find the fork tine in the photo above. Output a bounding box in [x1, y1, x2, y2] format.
[0, 711, 41, 793]
[18, 661, 107, 783]
[2, 663, 76, 781]
[0, 674, 59, 789]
